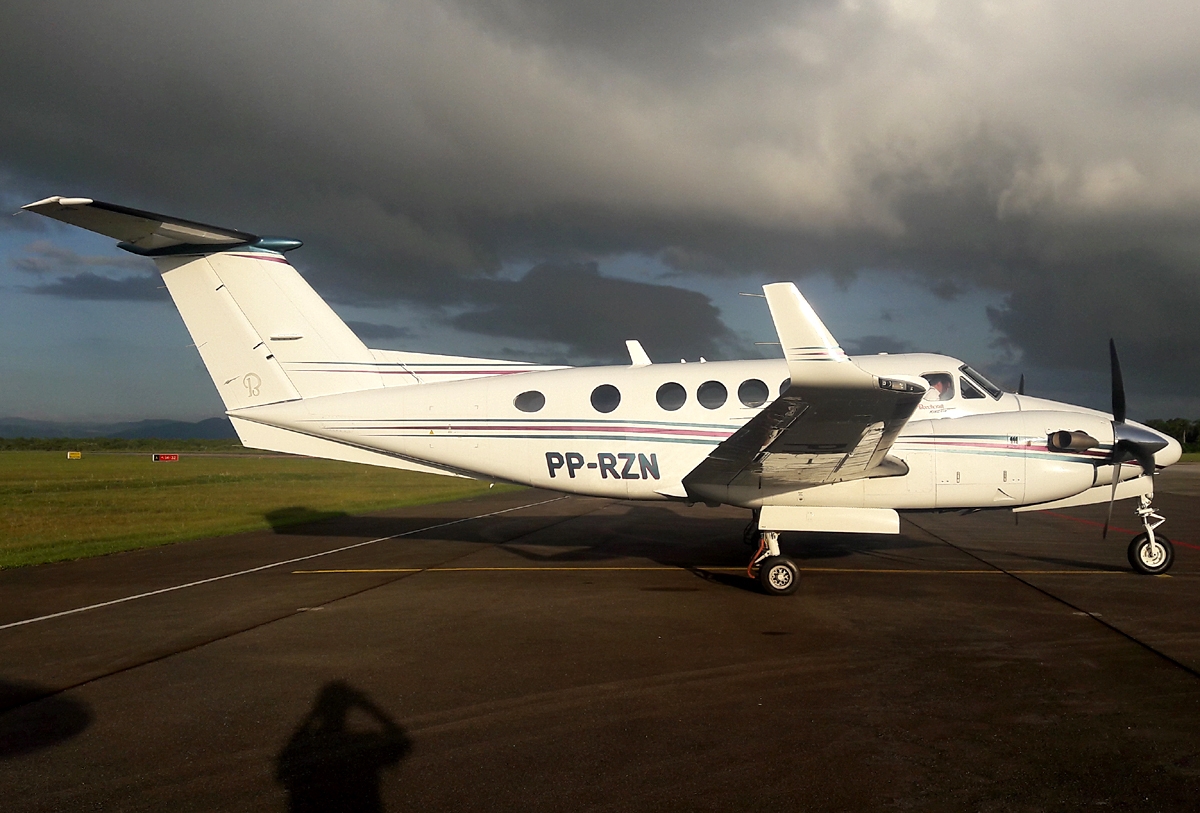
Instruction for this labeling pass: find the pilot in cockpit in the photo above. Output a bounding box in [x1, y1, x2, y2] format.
[922, 373, 954, 402]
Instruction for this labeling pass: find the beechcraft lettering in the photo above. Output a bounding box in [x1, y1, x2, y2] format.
[23, 195, 1184, 597]
[546, 452, 660, 480]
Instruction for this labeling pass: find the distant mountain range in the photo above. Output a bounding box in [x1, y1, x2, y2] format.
[0, 417, 238, 440]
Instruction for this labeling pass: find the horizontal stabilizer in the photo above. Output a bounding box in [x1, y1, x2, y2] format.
[22, 196, 262, 255]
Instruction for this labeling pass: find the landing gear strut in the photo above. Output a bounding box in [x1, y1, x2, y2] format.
[1128, 495, 1174, 575]
[748, 531, 799, 596]
[743, 509, 761, 547]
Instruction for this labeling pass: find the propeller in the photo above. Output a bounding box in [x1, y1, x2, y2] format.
[1102, 340, 1166, 538]
[1017, 374, 1025, 396]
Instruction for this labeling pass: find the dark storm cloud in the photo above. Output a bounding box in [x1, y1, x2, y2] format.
[344, 320, 414, 340]
[1, 1, 1200, 395]
[844, 335, 914, 356]
[12, 241, 153, 275]
[24, 272, 166, 301]
[450, 262, 745, 363]
[10, 240, 162, 300]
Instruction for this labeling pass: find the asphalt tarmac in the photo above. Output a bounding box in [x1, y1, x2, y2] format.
[3, 467, 1200, 812]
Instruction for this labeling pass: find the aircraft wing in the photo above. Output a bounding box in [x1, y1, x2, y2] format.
[682, 283, 925, 497]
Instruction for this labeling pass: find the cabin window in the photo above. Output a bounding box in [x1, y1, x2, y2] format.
[591, 384, 621, 413]
[738, 379, 769, 407]
[513, 391, 545, 413]
[959, 376, 986, 399]
[921, 373, 954, 401]
[779, 379, 790, 397]
[697, 380, 728, 409]
[656, 382, 687, 411]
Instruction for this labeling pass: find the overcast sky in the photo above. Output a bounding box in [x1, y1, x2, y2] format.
[2, 1, 1199, 422]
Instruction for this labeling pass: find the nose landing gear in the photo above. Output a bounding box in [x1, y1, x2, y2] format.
[748, 531, 800, 595]
[1127, 495, 1174, 575]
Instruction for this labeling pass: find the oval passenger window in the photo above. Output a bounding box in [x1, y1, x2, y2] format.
[591, 384, 621, 413]
[738, 379, 769, 407]
[656, 382, 687, 411]
[513, 391, 545, 413]
[697, 380, 728, 409]
[779, 379, 790, 397]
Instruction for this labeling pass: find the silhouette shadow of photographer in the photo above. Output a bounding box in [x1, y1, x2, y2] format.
[277, 681, 411, 813]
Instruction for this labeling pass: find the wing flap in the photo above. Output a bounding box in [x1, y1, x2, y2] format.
[682, 283, 925, 499]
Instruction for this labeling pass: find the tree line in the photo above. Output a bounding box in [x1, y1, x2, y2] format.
[0, 437, 246, 452]
[1145, 419, 1200, 452]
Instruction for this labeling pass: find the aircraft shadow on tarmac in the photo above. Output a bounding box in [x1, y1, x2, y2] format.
[494, 505, 934, 564]
[1014, 552, 1128, 572]
[265, 506, 353, 533]
[0, 679, 92, 760]
[263, 502, 937, 576]
[277, 681, 411, 813]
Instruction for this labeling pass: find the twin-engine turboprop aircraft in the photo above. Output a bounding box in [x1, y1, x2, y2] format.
[24, 196, 1183, 595]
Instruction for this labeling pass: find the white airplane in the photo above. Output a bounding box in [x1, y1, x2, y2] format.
[24, 196, 1183, 594]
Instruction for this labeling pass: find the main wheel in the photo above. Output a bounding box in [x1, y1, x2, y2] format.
[758, 556, 799, 596]
[1128, 533, 1174, 575]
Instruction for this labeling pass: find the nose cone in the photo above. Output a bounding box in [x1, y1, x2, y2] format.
[1156, 434, 1183, 468]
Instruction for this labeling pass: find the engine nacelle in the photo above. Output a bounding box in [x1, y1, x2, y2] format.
[1022, 411, 1113, 504]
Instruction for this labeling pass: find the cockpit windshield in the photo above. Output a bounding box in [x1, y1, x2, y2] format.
[959, 365, 1003, 399]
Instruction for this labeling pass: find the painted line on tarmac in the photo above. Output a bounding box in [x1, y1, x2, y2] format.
[294, 567, 1126, 575]
[0, 496, 568, 632]
[1044, 511, 1200, 551]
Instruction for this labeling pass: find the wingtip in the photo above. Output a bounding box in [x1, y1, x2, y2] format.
[22, 196, 93, 211]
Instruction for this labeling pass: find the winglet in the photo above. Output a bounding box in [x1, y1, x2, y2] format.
[762, 282, 846, 364]
[626, 340, 652, 367]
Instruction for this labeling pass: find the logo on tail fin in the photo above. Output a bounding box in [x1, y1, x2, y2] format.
[243, 373, 262, 397]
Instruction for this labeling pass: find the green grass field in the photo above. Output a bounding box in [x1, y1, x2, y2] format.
[0, 451, 519, 568]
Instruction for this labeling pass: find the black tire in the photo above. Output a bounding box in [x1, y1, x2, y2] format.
[1128, 533, 1174, 575]
[758, 556, 799, 596]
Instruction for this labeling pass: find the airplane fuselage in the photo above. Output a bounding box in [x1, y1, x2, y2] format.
[237, 352, 1180, 513]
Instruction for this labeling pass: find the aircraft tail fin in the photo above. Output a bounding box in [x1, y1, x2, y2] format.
[23, 197, 385, 410]
[157, 250, 385, 409]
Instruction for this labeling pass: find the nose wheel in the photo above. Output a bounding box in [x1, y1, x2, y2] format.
[1127, 495, 1174, 575]
[748, 531, 800, 596]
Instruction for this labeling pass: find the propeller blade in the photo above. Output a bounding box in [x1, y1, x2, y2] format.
[1103, 461, 1121, 539]
[1017, 373, 1025, 396]
[1101, 341, 1163, 540]
[1131, 445, 1157, 477]
[1109, 339, 1126, 424]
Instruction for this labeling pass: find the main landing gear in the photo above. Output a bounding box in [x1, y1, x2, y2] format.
[742, 509, 761, 546]
[748, 531, 799, 596]
[1127, 495, 1174, 576]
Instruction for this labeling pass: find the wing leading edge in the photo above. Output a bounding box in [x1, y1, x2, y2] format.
[682, 283, 925, 501]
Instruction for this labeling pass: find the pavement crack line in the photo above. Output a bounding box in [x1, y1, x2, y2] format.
[903, 515, 1200, 683]
[0, 495, 617, 718]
